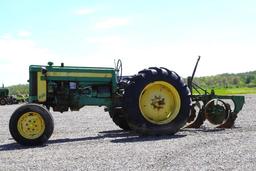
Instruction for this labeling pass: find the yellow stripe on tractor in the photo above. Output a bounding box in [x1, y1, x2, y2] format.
[37, 72, 47, 102]
[47, 72, 112, 78]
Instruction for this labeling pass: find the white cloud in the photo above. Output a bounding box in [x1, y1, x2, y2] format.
[0, 37, 59, 86]
[74, 8, 95, 16]
[1, 33, 13, 39]
[83, 36, 256, 78]
[95, 18, 129, 29]
[17, 31, 31, 37]
[88, 35, 124, 45]
[1, 33, 255, 86]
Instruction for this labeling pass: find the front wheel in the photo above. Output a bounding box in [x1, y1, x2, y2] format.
[123, 67, 191, 135]
[0, 98, 7, 105]
[9, 103, 54, 146]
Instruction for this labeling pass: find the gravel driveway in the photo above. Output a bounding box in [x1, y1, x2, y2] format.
[0, 95, 255, 171]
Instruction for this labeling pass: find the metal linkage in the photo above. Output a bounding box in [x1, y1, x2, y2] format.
[186, 56, 245, 129]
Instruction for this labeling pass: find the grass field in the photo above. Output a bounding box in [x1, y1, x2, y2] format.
[197, 87, 256, 95]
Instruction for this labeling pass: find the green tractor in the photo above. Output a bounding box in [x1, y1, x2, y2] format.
[0, 86, 9, 105]
[9, 58, 245, 146]
[0, 86, 19, 105]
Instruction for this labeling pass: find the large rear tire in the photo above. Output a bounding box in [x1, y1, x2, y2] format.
[123, 67, 191, 135]
[9, 103, 54, 146]
[108, 78, 131, 131]
[109, 107, 131, 131]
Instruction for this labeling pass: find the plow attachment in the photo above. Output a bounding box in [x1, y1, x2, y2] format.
[186, 94, 245, 128]
[186, 56, 245, 129]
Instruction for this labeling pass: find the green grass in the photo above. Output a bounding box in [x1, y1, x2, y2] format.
[206, 87, 256, 95]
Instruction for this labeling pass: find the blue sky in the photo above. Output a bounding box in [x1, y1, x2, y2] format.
[0, 0, 256, 85]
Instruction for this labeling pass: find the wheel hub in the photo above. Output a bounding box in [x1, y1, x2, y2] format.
[139, 81, 181, 124]
[151, 95, 165, 110]
[17, 112, 45, 139]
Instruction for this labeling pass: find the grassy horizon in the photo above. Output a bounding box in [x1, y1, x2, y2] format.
[195, 87, 256, 95]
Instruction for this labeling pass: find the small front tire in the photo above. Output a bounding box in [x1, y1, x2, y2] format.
[9, 103, 54, 146]
[0, 98, 7, 105]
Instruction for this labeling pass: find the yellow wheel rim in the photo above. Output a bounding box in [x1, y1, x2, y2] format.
[17, 112, 45, 139]
[139, 81, 181, 124]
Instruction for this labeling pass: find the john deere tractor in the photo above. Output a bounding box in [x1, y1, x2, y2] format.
[9, 58, 245, 146]
[0, 86, 19, 105]
[0, 87, 9, 105]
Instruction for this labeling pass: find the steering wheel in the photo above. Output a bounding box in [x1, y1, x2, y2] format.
[115, 59, 122, 82]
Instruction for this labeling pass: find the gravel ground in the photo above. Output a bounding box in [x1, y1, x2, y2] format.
[0, 95, 255, 171]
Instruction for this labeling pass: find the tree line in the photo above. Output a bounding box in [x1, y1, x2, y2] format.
[193, 70, 256, 89]
[7, 84, 29, 96]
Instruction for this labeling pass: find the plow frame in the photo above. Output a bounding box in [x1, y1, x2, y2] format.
[186, 56, 245, 128]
